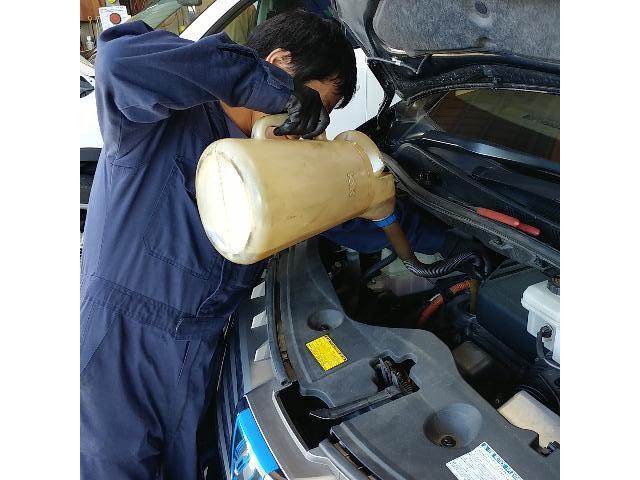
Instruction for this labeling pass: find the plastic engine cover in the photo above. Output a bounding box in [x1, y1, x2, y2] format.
[275, 239, 559, 480]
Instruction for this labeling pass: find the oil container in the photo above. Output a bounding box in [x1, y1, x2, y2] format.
[195, 114, 396, 264]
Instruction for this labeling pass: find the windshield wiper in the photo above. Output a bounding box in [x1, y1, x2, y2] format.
[416, 130, 559, 175]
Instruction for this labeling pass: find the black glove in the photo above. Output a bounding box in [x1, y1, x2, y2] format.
[273, 80, 330, 139]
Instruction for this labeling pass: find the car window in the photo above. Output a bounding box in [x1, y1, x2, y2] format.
[215, 0, 332, 44]
[221, 2, 257, 44]
[133, 0, 332, 44]
[85, 0, 219, 64]
[129, 0, 215, 35]
[128, 1, 260, 45]
[428, 89, 560, 162]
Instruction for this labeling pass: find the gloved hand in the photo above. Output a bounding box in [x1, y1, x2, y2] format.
[274, 80, 330, 139]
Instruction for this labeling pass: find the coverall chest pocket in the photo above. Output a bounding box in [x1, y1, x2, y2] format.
[143, 162, 217, 280]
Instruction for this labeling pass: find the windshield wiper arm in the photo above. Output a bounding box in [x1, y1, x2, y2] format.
[416, 130, 559, 175]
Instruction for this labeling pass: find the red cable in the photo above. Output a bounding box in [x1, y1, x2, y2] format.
[416, 280, 471, 329]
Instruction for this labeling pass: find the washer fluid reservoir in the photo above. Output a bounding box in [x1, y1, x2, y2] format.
[195, 114, 396, 265]
[522, 280, 560, 363]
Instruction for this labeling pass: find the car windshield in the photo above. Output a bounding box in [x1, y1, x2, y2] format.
[427, 89, 560, 163]
[129, 0, 212, 35]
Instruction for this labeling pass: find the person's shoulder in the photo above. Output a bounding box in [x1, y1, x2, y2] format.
[99, 21, 185, 54]
[98, 21, 153, 46]
[96, 22, 183, 72]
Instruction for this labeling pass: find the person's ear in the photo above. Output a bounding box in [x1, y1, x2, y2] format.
[265, 48, 293, 74]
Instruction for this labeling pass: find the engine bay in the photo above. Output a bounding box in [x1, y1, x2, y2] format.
[323, 239, 560, 420]
[271, 236, 560, 480]
[267, 90, 560, 478]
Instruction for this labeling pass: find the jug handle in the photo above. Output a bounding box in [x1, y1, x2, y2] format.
[251, 113, 328, 141]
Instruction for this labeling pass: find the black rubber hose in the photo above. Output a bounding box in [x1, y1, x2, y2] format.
[536, 327, 561, 371]
[402, 251, 483, 278]
[362, 251, 398, 284]
[380, 220, 487, 279]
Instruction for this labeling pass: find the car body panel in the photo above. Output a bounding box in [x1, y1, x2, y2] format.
[80, 87, 103, 151]
[217, 277, 350, 480]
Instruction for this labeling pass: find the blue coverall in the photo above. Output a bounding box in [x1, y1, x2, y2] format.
[80, 21, 445, 479]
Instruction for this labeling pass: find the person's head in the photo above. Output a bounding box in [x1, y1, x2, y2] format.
[246, 9, 357, 115]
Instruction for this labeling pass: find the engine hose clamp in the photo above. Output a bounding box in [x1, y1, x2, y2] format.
[373, 211, 398, 228]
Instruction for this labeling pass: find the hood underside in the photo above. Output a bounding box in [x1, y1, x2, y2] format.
[333, 0, 560, 99]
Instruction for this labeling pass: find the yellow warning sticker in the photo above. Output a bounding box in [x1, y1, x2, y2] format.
[306, 335, 347, 371]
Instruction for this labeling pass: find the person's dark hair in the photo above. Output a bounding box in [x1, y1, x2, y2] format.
[246, 9, 357, 109]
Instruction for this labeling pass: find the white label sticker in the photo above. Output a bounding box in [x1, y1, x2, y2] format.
[446, 442, 523, 480]
[98, 6, 130, 30]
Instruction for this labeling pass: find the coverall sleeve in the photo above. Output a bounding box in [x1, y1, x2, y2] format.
[96, 21, 293, 123]
[321, 199, 447, 255]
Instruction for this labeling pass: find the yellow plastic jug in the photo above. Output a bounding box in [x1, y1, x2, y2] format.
[195, 114, 396, 264]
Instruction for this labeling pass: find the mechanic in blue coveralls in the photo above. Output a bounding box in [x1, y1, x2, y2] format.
[80, 9, 454, 480]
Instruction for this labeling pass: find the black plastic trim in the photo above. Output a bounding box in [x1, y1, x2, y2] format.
[417, 130, 559, 175]
[381, 151, 559, 273]
[265, 257, 291, 387]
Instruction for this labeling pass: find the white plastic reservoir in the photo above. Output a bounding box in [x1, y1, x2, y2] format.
[368, 249, 442, 296]
[522, 281, 560, 363]
[499, 390, 560, 448]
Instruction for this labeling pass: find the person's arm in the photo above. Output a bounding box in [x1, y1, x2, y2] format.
[321, 199, 447, 254]
[96, 21, 292, 123]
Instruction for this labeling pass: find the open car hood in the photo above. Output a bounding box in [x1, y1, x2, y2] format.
[333, 0, 560, 100]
